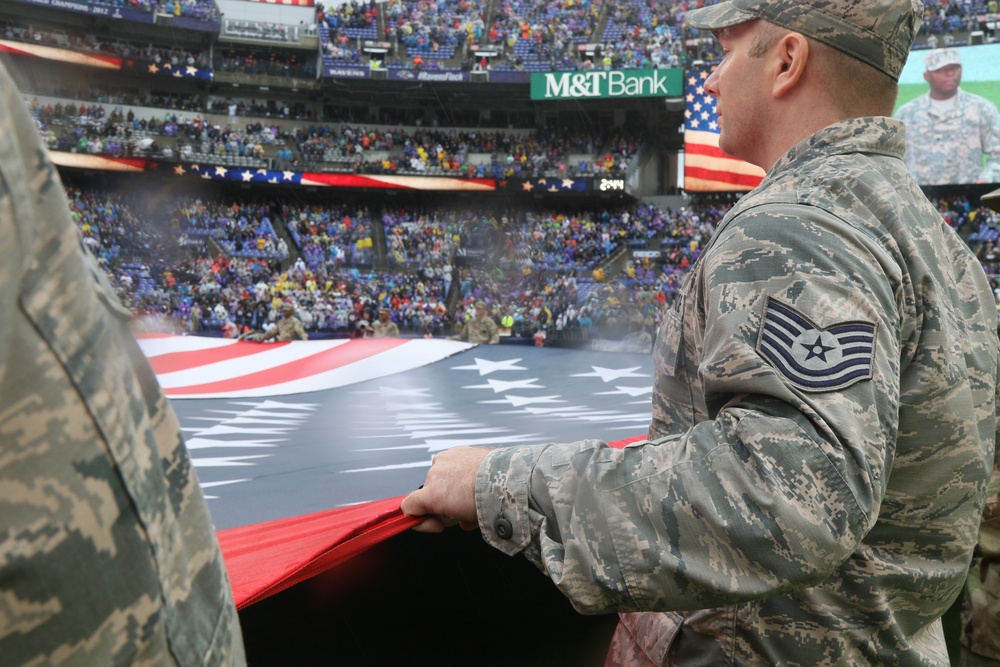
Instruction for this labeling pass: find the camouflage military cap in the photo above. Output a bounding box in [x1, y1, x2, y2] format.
[475, 299, 487, 308]
[983, 188, 1000, 213]
[924, 47, 961, 71]
[685, 0, 923, 81]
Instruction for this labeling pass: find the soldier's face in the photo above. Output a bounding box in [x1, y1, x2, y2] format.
[703, 21, 770, 167]
[924, 64, 961, 100]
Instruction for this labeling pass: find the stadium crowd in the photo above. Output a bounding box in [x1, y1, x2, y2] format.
[63, 184, 1000, 348]
[293, 124, 641, 177]
[25, 95, 642, 177]
[27, 101, 294, 163]
[2, 20, 206, 65]
[12, 0, 1000, 345]
[5, 0, 994, 89]
[212, 48, 317, 80]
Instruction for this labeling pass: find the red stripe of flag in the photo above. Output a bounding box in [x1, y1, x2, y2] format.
[300, 172, 495, 191]
[300, 173, 405, 189]
[146, 340, 290, 375]
[166, 338, 410, 395]
[684, 64, 766, 192]
[684, 142, 735, 159]
[685, 165, 764, 189]
[217, 434, 647, 610]
[0, 41, 122, 68]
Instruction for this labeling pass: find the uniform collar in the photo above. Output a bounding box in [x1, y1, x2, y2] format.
[767, 116, 906, 180]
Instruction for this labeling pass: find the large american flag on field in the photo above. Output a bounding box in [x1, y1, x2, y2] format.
[684, 64, 765, 192]
[137, 335, 651, 609]
[137, 335, 653, 530]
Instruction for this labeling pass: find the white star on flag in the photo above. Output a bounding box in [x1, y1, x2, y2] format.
[463, 378, 544, 393]
[354, 386, 433, 398]
[191, 455, 271, 467]
[199, 478, 248, 500]
[185, 438, 281, 450]
[452, 358, 527, 376]
[595, 386, 654, 397]
[480, 394, 566, 407]
[571, 366, 648, 383]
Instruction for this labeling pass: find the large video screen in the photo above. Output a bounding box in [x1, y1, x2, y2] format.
[684, 42, 1000, 192]
[894, 42, 1000, 186]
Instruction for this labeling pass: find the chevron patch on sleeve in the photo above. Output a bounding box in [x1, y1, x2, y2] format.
[756, 297, 877, 392]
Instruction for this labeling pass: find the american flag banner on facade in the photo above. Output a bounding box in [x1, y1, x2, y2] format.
[130, 60, 214, 81]
[517, 177, 589, 193]
[0, 38, 121, 69]
[684, 64, 765, 192]
[0, 40, 214, 80]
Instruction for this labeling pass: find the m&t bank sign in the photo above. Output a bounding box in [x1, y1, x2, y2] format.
[530, 69, 682, 100]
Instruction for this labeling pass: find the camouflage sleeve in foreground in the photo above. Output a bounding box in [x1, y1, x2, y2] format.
[0, 61, 245, 666]
[963, 454, 1000, 663]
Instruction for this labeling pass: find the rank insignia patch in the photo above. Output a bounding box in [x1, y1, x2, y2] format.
[756, 297, 877, 392]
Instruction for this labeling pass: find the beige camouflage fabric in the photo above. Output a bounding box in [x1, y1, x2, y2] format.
[963, 465, 1000, 665]
[924, 47, 961, 72]
[961, 188, 1000, 666]
[476, 118, 998, 665]
[895, 89, 1000, 185]
[0, 61, 246, 665]
[272, 314, 308, 341]
[453, 315, 499, 344]
[373, 319, 400, 338]
[684, 0, 923, 81]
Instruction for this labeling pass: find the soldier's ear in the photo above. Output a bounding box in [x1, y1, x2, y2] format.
[772, 32, 809, 100]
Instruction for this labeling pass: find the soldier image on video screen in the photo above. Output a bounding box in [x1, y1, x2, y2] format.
[895, 48, 1000, 185]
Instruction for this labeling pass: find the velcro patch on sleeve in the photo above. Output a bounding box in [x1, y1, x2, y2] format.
[756, 297, 877, 392]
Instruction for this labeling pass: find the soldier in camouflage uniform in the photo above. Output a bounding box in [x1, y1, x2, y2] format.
[259, 302, 308, 341]
[450, 299, 499, 344]
[373, 307, 401, 338]
[403, 1, 1000, 665]
[894, 48, 1000, 185]
[963, 186, 1000, 667]
[0, 62, 245, 664]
